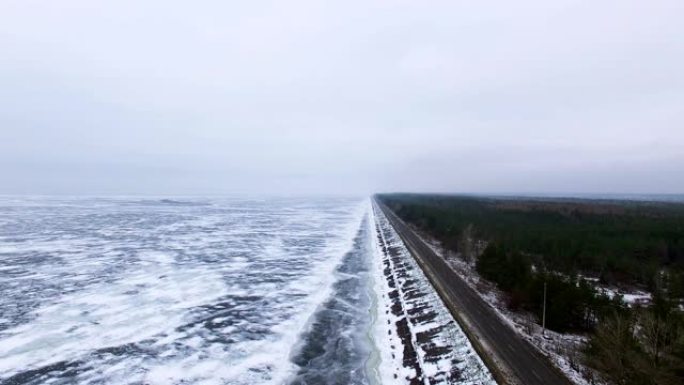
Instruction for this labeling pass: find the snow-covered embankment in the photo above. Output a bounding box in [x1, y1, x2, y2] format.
[370, 205, 496, 385]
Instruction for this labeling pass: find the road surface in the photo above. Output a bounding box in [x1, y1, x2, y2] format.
[374, 199, 573, 385]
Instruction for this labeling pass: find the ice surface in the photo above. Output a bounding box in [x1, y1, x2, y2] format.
[0, 197, 367, 385]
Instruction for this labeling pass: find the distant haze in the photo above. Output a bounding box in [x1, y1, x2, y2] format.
[1, 0, 682, 195]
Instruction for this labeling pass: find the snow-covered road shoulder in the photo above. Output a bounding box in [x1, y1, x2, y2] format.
[370, 205, 495, 385]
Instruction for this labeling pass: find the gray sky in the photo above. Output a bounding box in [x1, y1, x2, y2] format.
[1, 0, 683, 195]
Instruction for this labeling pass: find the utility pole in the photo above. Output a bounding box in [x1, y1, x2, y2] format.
[542, 281, 547, 337]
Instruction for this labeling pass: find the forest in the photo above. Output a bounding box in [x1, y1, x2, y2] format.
[378, 193, 684, 384]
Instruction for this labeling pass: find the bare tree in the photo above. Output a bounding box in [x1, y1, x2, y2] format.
[459, 223, 475, 264]
[586, 313, 638, 384]
[638, 310, 669, 366]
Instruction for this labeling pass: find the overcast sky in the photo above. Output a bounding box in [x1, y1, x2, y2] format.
[1, 0, 682, 195]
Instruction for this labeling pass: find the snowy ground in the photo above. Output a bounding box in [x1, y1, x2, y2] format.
[370, 206, 495, 385]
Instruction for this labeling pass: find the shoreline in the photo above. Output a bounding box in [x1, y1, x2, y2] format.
[366, 204, 384, 385]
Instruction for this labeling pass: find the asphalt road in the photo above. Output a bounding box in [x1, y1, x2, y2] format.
[375, 199, 573, 385]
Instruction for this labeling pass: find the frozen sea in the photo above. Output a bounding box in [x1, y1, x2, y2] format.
[0, 197, 492, 385]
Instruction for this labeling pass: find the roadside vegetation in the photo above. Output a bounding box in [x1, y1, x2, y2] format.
[378, 193, 684, 385]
